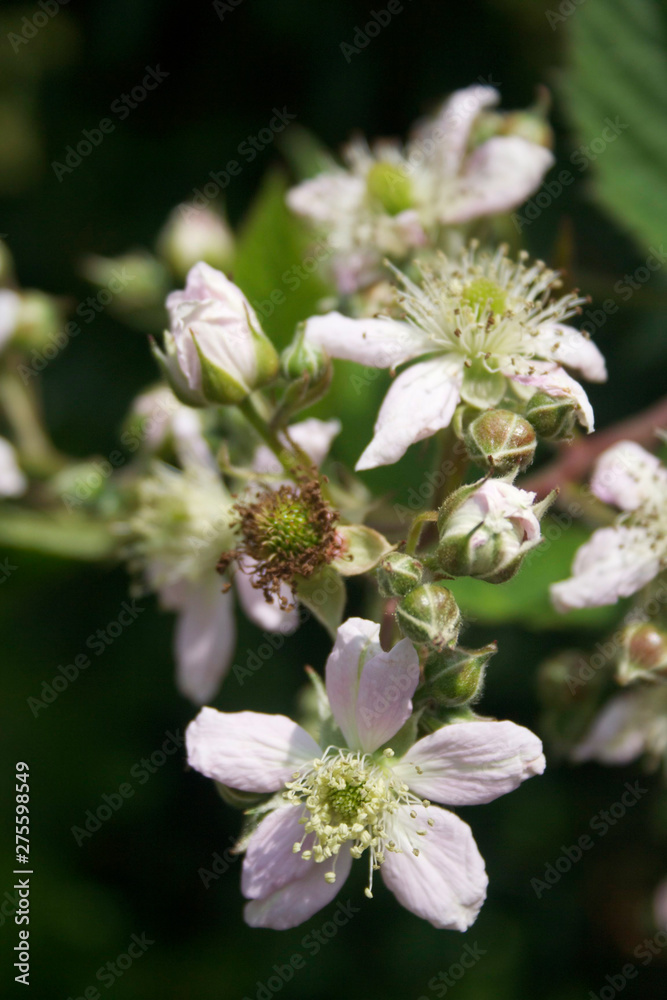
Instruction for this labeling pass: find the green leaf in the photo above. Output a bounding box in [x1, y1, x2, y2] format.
[233, 170, 331, 348]
[295, 564, 346, 638]
[447, 517, 622, 630]
[332, 524, 393, 577]
[0, 508, 117, 561]
[563, 0, 667, 249]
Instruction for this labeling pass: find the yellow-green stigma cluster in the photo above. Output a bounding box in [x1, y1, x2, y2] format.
[461, 277, 507, 317]
[285, 748, 430, 898]
[366, 161, 413, 216]
[223, 481, 340, 608]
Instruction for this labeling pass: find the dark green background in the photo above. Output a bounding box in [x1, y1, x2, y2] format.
[3, 1, 667, 997]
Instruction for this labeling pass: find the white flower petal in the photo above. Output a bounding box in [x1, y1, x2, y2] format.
[532, 322, 607, 383]
[356, 356, 463, 470]
[235, 562, 299, 634]
[304, 311, 434, 368]
[355, 638, 420, 754]
[392, 720, 545, 806]
[510, 361, 595, 432]
[286, 172, 365, 225]
[572, 691, 649, 765]
[591, 440, 667, 511]
[325, 617, 382, 750]
[0, 436, 27, 497]
[186, 707, 319, 793]
[418, 85, 499, 176]
[381, 803, 488, 931]
[166, 575, 236, 704]
[550, 525, 661, 612]
[441, 136, 554, 224]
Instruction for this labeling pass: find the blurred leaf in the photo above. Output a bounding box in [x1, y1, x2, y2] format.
[563, 0, 667, 249]
[277, 123, 334, 179]
[0, 508, 116, 560]
[448, 517, 622, 630]
[233, 170, 330, 348]
[296, 564, 345, 637]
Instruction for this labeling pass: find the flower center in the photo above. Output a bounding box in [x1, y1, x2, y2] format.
[366, 162, 413, 216]
[285, 749, 428, 898]
[461, 277, 507, 316]
[221, 480, 341, 608]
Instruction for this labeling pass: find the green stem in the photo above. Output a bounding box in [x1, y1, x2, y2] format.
[405, 510, 438, 555]
[0, 364, 64, 476]
[238, 395, 300, 476]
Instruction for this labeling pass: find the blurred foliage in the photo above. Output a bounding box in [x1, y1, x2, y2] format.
[2, 1, 667, 999]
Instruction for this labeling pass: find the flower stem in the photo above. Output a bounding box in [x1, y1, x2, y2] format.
[0, 364, 64, 476]
[238, 394, 301, 476]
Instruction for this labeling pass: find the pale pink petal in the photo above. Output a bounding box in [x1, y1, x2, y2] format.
[442, 137, 554, 224]
[550, 525, 660, 612]
[355, 639, 420, 753]
[0, 436, 27, 497]
[286, 172, 365, 225]
[235, 562, 299, 634]
[171, 406, 219, 472]
[572, 692, 648, 765]
[420, 85, 499, 175]
[166, 575, 236, 704]
[325, 617, 382, 749]
[242, 806, 352, 929]
[532, 323, 607, 382]
[392, 720, 545, 806]
[393, 209, 428, 248]
[510, 361, 595, 432]
[304, 311, 435, 369]
[381, 804, 488, 931]
[652, 879, 667, 929]
[356, 356, 463, 470]
[186, 707, 319, 792]
[253, 418, 342, 476]
[591, 440, 667, 511]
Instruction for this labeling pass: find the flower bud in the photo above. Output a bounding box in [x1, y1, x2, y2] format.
[81, 252, 168, 312]
[463, 408, 536, 475]
[423, 642, 496, 707]
[436, 479, 546, 584]
[525, 391, 578, 442]
[376, 551, 424, 598]
[395, 583, 461, 651]
[281, 325, 329, 384]
[157, 203, 234, 280]
[165, 262, 279, 406]
[9, 291, 64, 352]
[616, 623, 667, 686]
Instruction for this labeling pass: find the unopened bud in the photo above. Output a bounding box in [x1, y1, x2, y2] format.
[157, 203, 234, 280]
[463, 409, 536, 475]
[395, 583, 461, 651]
[436, 479, 546, 584]
[376, 551, 424, 598]
[423, 642, 497, 706]
[616, 623, 667, 685]
[282, 325, 329, 383]
[10, 291, 64, 351]
[526, 391, 578, 442]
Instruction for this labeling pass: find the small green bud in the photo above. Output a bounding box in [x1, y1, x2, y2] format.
[616, 623, 667, 686]
[463, 408, 536, 474]
[10, 291, 64, 351]
[281, 326, 329, 383]
[423, 642, 497, 707]
[525, 391, 578, 442]
[376, 551, 424, 598]
[366, 161, 413, 216]
[156, 203, 234, 280]
[395, 583, 461, 651]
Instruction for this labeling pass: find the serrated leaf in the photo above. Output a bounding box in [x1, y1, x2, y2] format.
[563, 0, 667, 249]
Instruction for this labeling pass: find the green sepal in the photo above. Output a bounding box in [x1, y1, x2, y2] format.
[295, 564, 346, 638]
[331, 524, 394, 577]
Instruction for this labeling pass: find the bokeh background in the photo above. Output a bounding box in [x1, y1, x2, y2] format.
[3, 0, 667, 997]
